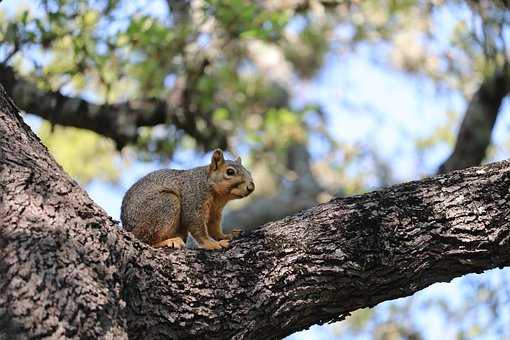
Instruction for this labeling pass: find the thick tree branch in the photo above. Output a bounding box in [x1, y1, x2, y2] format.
[1, 85, 510, 339]
[438, 70, 509, 174]
[0, 64, 226, 149]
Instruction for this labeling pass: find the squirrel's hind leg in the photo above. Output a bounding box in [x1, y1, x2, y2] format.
[146, 190, 187, 249]
[153, 237, 186, 249]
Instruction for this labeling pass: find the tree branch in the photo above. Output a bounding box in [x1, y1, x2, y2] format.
[0, 64, 226, 149]
[438, 70, 510, 174]
[1, 84, 510, 339]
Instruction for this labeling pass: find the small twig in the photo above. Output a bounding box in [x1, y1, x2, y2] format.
[2, 44, 19, 64]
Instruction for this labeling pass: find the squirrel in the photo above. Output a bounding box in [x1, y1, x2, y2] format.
[120, 149, 255, 250]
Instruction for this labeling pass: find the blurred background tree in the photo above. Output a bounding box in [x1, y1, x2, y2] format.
[1, 0, 509, 338]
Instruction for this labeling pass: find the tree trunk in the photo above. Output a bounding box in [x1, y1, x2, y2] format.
[1, 84, 510, 340]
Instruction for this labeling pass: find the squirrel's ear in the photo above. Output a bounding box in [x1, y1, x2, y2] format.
[235, 156, 242, 164]
[209, 149, 225, 172]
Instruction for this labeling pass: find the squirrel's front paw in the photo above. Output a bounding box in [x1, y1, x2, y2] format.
[218, 239, 230, 248]
[199, 239, 230, 250]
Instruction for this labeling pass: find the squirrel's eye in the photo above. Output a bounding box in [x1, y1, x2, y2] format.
[226, 168, 236, 176]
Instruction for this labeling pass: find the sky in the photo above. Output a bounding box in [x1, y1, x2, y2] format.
[3, 0, 510, 339]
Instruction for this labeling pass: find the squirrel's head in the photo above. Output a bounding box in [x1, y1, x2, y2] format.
[207, 149, 255, 200]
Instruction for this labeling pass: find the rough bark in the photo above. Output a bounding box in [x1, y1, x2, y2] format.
[1, 84, 510, 340]
[438, 71, 509, 174]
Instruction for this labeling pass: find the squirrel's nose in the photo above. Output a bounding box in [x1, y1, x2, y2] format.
[247, 181, 255, 193]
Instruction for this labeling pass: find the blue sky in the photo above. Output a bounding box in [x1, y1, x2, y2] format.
[3, 0, 510, 338]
